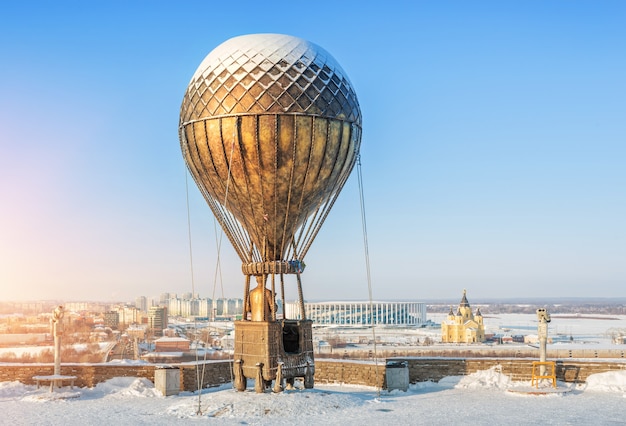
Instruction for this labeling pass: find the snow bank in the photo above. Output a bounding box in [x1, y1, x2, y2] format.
[0, 381, 30, 397]
[89, 377, 161, 398]
[584, 370, 626, 394]
[454, 366, 516, 390]
[168, 386, 370, 420]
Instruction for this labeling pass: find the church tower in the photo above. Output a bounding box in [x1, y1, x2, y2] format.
[441, 290, 486, 343]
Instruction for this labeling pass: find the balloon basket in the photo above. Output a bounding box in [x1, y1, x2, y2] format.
[233, 319, 314, 392]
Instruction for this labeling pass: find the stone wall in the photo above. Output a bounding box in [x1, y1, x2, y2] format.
[394, 357, 626, 383]
[1, 358, 624, 391]
[179, 361, 233, 390]
[315, 360, 385, 388]
[0, 361, 231, 391]
[0, 364, 155, 388]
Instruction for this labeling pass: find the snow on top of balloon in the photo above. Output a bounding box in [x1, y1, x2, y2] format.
[181, 33, 361, 125]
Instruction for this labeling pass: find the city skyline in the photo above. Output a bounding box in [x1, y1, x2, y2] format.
[1, 1, 625, 302]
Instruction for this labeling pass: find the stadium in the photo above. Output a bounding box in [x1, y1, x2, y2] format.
[284, 301, 426, 326]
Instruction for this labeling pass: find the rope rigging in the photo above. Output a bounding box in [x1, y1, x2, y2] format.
[357, 153, 381, 398]
[185, 122, 239, 415]
[184, 171, 203, 415]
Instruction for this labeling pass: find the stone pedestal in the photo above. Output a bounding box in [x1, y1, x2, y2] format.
[233, 319, 314, 392]
[155, 367, 180, 396]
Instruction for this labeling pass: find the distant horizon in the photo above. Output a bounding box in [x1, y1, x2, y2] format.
[3, 296, 626, 305]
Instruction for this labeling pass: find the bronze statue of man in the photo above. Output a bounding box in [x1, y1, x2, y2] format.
[247, 275, 275, 321]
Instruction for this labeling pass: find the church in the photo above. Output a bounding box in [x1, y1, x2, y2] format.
[441, 290, 485, 343]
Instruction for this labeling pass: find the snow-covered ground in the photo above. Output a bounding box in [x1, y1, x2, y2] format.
[430, 312, 626, 340]
[453, 313, 623, 345]
[2, 368, 625, 425]
[314, 313, 626, 353]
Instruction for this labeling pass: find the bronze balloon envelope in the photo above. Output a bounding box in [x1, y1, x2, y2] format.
[179, 34, 362, 274]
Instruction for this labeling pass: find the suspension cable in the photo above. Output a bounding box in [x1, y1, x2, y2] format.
[357, 154, 380, 398]
[185, 170, 197, 305]
[183, 169, 204, 415]
[186, 118, 239, 415]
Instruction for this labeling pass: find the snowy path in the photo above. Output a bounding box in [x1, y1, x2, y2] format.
[2, 369, 625, 425]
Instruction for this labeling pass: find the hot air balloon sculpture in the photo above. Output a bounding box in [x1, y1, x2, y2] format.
[179, 34, 361, 392]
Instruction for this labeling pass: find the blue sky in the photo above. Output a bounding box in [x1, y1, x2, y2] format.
[1, 1, 624, 303]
